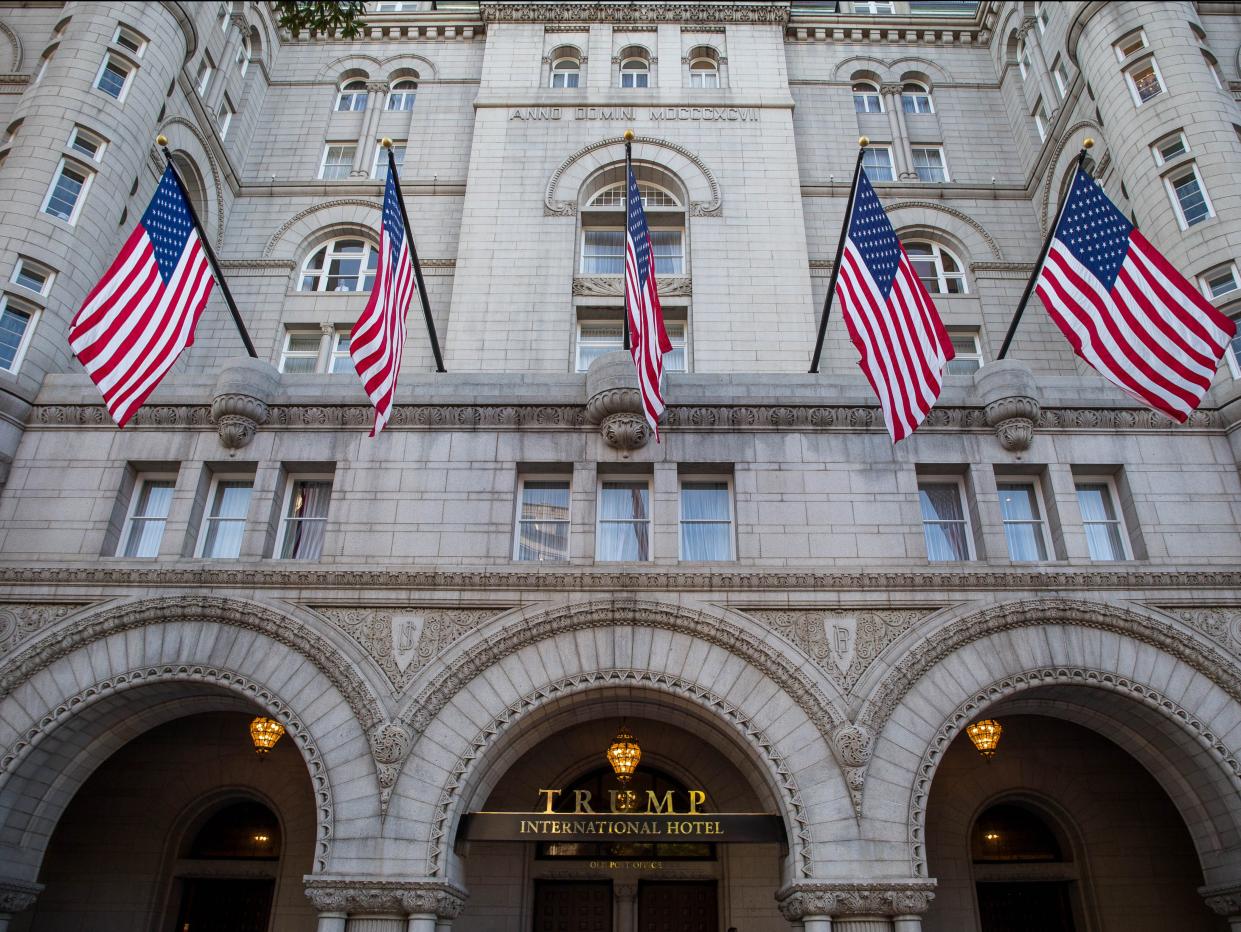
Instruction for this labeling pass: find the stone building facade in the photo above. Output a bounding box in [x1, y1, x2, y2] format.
[0, 1, 1238, 930]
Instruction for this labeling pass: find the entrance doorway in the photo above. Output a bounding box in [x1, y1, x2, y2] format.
[174, 878, 276, 932]
[638, 881, 718, 932]
[976, 882, 1075, 932]
[533, 880, 613, 932]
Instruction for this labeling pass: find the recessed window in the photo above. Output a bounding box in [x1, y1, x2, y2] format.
[335, 79, 368, 111]
[946, 329, 983, 374]
[329, 330, 352, 372]
[276, 477, 332, 560]
[1151, 131, 1188, 166]
[619, 51, 650, 88]
[120, 475, 175, 557]
[1052, 58, 1068, 98]
[195, 57, 214, 96]
[1033, 99, 1048, 141]
[1200, 263, 1239, 300]
[1017, 39, 1031, 79]
[1075, 479, 1127, 561]
[587, 181, 680, 210]
[911, 146, 949, 182]
[576, 319, 687, 372]
[918, 479, 973, 561]
[862, 145, 894, 181]
[901, 83, 933, 114]
[855, 1, 894, 12]
[1124, 58, 1164, 105]
[1203, 51, 1224, 89]
[11, 258, 54, 296]
[906, 241, 967, 294]
[113, 24, 146, 56]
[95, 54, 134, 100]
[217, 98, 234, 139]
[42, 158, 92, 224]
[197, 478, 253, 559]
[35, 49, 54, 85]
[387, 78, 417, 109]
[1035, 1, 1050, 31]
[998, 481, 1049, 561]
[597, 479, 651, 561]
[319, 143, 357, 180]
[689, 56, 720, 89]
[237, 35, 251, 76]
[580, 230, 683, 276]
[1165, 163, 1213, 229]
[279, 330, 324, 372]
[68, 126, 106, 161]
[300, 239, 378, 292]
[0, 296, 36, 372]
[514, 477, 570, 561]
[852, 81, 883, 113]
[1227, 315, 1241, 380]
[372, 140, 406, 181]
[679, 479, 734, 561]
[1114, 29, 1148, 61]
[550, 57, 581, 88]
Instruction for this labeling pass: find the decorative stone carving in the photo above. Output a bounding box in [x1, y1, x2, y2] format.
[832, 723, 875, 817]
[776, 881, 936, 919]
[572, 275, 691, 297]
[480, 2, 790, 24]
[0, 602, 91, 655]
[1164, 607, 1241, 650]
[975, 359, 1040, 453]
[210, 359, 280, 449]
[0, 879, 42, 915]
[370, 722, 413, 813]
[1200, 882, 1241, 918]
[304, 879, 467, 918]
[585, 351, 652, 451]
[601, 412, 650, 450]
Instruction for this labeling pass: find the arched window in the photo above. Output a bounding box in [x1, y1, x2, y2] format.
[335, 79, 368, 112]
[387, 78, 417, 110]
[236, 34, 251, 76]
[906, 241, 967, 294]
[299, 238, 378, 292]
[587, 181, 681, 210]
[688, 47, 720, 88]
[619, 48, 650, 88]
[853, 81, 883, 113]
[550, 48, 581, 88]
[187, 800, 282, 860]
[901, 81, 933, 114]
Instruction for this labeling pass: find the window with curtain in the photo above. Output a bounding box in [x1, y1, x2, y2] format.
[861, 145, 893, 181]
[997, 482, 1048, 561]
[620, 53, 650, 88]
[575, 320, 688, 372]
[0, 298, 35, 372]
[387, 79, 417, 110]
[199, 479, 253, 558]
[514, 479, 570, 561]
[335, 79, 368, 111]
[121, 476, 175, 557]
[1075, 481, 1126, 560]
[945, 330, 983, 374]
[901, 83, 933, 113]
[597, 480, 650, 561]
[550, 57, 580, 88]
[852, 82, 883, 113]
[679, 480, 733, 561]
[689, 57, 719, 88]
[278, 478, 332, 560]
[918, 481, 971, 560]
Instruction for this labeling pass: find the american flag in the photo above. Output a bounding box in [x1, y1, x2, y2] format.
[1035, 168, 1235, 421]
[351, 161, 416, 435]
[836, 169, 955, 441]
[625, 165, 673, 437]
[68, 166, 214, 427]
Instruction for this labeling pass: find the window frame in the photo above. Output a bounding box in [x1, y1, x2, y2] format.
[278, 328, 326, 373]
[1123, 56, 1165, 107]
[688, 58, 720, 89]
[216, 97, 234, 139]
[335, 79, 368, 112]
[1017, 39, 1030, 79]
[550, 58, 581, 89]
[619, 55, 651, 89]
[195, 56, 214, 96]
[1164, 162, 1214, 230]
[997, 479, 1051, 563]
[275, 473, 334, 561]
[911, 145, 949, 183]
[118, 472, 177, 558]
[387, 79, 417, 109]
[1074, 475, 1130, 562]
[917, 476, 975, 562]
[861, 144, 894, 181]
[1114, 29, 1149, 63]
[195, 474, 254, 559]
[0, 295, 38, 373]
[677, 475, 736, 562]
[112, 24, 147, 57]
[1226, 313, 1241, 380]
[329, 329, 353, 372]
[1151, 131, 1189, 167]
[94, 53, 135, 101]
[298, 237, 379, 293]
[319, 142, 358, 180]
[1052, 57, 1068, 98]
[900, 83, 933, 114]
[371, 139, 407, 180]
[512, 474, 572, 562]
[575, 317, 689, 373]
[1033, 99, 1048, 142]
[945, 328, 983, 374]
[237, 34, 251, 76]
[1204, 51, 1224, 90]
[595, 475, 653, 562]
[1200, 262, 1240, 301]
[41, 157, 93, 225]
[852, 81, 884, 114]
[905, 240, 968, 295]
[579, 227, 685, 277]
[855, 1, 895, 13]
[68, 125, 106, 162]
[10, 257, 54, 297]
[1034, 1, 1050, 32]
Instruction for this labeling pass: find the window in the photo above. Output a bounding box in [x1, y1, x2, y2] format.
[217, 3, 228, 30]
[1114, 29, 1148, 61]
[329, 331, 352, 372]
[1033, 99, 1048, 141]
[587, 181, 681, 209]
[68, 126, 106, 161]
[918, 480, 972, 561]
[279, 330, 324, 372]
[35, 49, 54, 85]
[1052, 58, 1068, 98]
[120, 475, 175, 557]
[1075, 479, 1127, 561]
[277, 477, 332, 560]
[862, 145, 894, 181]
[912, 146, 949, 182]
[1017, 39, 1030, 79]
[946, 329, 982, 374]
[581, 230, 683, 276]
[197, 478, 253, 558]
[1228, 315, 1241, 380]
[335, 79, 367, 111]
[372, 140, 406, 181]
[216, 98, 234, 139]
[237, 35, 251, 76]
[1125, 58, 1164, 105]
[1200, 263, 1239, 300]
[906, 241, 967, 294]
[1166, 163, 1213, 229]
[901, 83, 933, 114]
[0, 297, 36, 372]
[689, 57, 720, 88]
[1035, 0, 1050, 31]
[679, 479, 733, 561]
[95, 54, 133, 100]
[551, 57, 580, 88]
[651, 230, 684, 275]
[387, 78, 417, 109]
[514, 477, 570, 561]
[42, 159, 91, 223]
[997, 481, 1049, 561]
[113, 25, 146, 56]
[597, 479, 651, 561]
[855, 1, 895, 12]
[853, 81, 883, 113]
[195, 57, 214, 96]
[11, 258, 53, 296]
[1151, 131, 1188, 166]
[620, 54, 650, 88]
[1204, 52, 1224, 90]
[300, 239, 378, 293]
[575, 319, 688, 372]
[319, 143, 356, 180]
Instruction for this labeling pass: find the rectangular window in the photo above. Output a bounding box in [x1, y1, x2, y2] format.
[277, 477, 332, 560]
[1151, 131, 1188, 166]
[1201, 264, 1239, 300]
[113, 25, 146, 57]
[1166, 164, 1213, 229]
[279, 330, 324, 373]
[217, 99, 233, 139]
[0, 297, 35, 372]
[11, 258, 53, 296]
[575, 319, 687, 373]
[679, 479, 734, 561]
[42, 159, 91, 223]
[372, 141, 407, 182]
[1075, 479, 1127, 561]
[946, 329, 983, 374]
[1053, 58, 1069, 97]
[197, 478, 252, 558]
[195, 58, 213, 96]
[120, 475, 175, 557]
[319, 144, 356, 180]
[1035, 1, 1050, 31]
[918, 480, 972, 561]
[862, 145, 894, 182]
[514, 477, 570, 561]
[330, 331, 353, 373]
[597, 479, 651, 561]
[1228, 317, 1241, 380]
[998, 481, 1049, 561]
[650, 230, 684, 275]
[68, 126, 106, 162]
[911, 146, 949, 182]
[1125, 58, 1164, 105]
[1034, 101, 1048, 142]
[94, 54, 133, 100]
[1115, 29, 1148, 61]
[854, 1, 895, 12]
[581, 230, 625, 275]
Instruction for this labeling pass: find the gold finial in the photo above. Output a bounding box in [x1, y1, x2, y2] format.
[858, 135, 870, 147]
[381, 137, 393, 149]
[623, 129, 635, 141]
[155, 134, 168, 146]
[1083, 137, 1095, 149]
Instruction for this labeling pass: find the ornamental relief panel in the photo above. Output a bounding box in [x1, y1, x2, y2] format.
[0, 603, 94, 656]
[1160, 607, 1241, 654]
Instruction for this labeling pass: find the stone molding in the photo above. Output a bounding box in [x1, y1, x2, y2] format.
[263, 198, 382, 258]
[425, 667, 812, 879]
[303, 878, 467, 918]
[573, 275, 692, 297]
[1039, 121, 1103, 229]
[883, 200, 1003, 260]
[776, 881, 936, 919]
[0, 21, 22, 73]
[0, 602, 93, 655]
[0, 878, 41, 915]
[480, 3, 789, 24]
[158, 117, 227, 248]
[1200, 881, 1241, 918]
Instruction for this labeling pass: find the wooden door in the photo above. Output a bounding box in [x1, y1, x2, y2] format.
[533, 880, 613, 932]
[638, 881, 718, 932]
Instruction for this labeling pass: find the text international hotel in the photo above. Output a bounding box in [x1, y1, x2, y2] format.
[3, 0, 1241, 930]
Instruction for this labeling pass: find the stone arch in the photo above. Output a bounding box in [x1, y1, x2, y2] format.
[157, 117, 226, 248]
[832, 56, 887, 83]
[831, 55, 949, 84]
[888, 57, 949, 84]
[545, 135, 721, 217]
[317, 54, 381, 82]
[380, 52, 438, 81]
[883, 201, 1004, 261]
[263, 198, 382, 260]
[0, 20, 22, 73]
[1039, 121, 1104, 229]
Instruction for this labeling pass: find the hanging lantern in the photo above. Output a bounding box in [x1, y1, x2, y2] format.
[966, 719, 1002, 761]
[606, 724, 641, 784]
[249, 716, 285, 757]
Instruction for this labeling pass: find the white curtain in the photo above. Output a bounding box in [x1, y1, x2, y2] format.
[281, 480, 331, 560]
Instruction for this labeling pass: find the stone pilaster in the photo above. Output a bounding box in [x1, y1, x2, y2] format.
[880, 84, 914, 180]
[776, 881, 935, 931]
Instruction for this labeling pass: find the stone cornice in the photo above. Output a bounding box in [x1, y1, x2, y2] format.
[776, 880, 936, 919]
[480, 3, 790, 24]
[303, 878, 467, 918]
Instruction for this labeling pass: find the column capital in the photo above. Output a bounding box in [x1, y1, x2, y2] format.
[1016, 16, 1037, 40]
[0, 879, 42, 915]
[879, 83, 904, 97]
[304, 877, 468, 920]
[1201, 881, 1241, 917]
[366, 80, 391, 95]
[776, 880, 936, 920]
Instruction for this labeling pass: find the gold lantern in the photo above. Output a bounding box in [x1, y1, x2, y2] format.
[606, 723, 641, 784]
[965, 719, 1002, 761]
[249, 716, 285, 757]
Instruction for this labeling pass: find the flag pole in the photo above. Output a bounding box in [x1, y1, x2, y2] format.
[384, 139, 446, 373]
[157, 135, 257, 359]
[622, 129, 635, 352]
[997, 137, 1094, 360]
[810, 136, 869, 374]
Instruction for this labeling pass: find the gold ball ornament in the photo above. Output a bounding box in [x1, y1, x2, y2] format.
[155, 134, 168, 146]
[1083, 137, 1095, 149]
[858, 135, 870, 147]
[623, 129, 635, 141]
[381, 137, 393, 149]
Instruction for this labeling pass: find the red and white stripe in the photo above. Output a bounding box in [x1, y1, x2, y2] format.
[1036, 230, 1235, 422]
[350, 228, 416, 435]
[68, 226, 213, 428]
[624, 230, 673, 437]
[836, 243, 955, 441]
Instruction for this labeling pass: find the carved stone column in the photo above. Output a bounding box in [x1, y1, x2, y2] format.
[352, 81, 390, 176]
[615, 882, 639, 932]
[973, 359, 1040, 455]
[777, 882, 935, 931]
[585, 349, 651, 453]
[211, 357, 279, 450]
[880, 84, 914, 180]
[0, 879, 42, 931]
[1201, 882, 1241, 930]
[303, 879, 468, 932]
